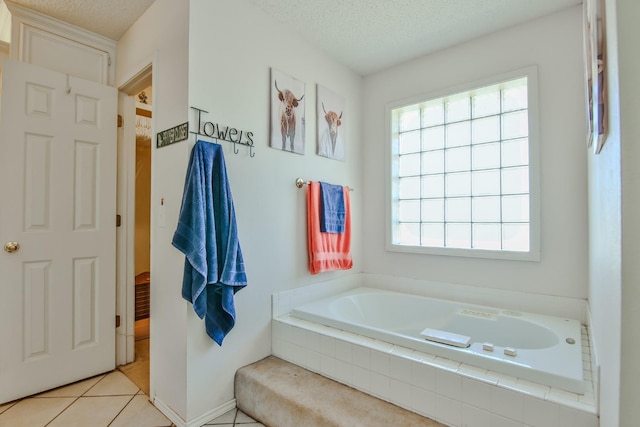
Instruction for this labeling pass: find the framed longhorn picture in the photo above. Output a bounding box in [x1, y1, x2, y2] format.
[316, 84, 346, 161]
[270, 68, 306, 155]
[583, 0, 607, 154]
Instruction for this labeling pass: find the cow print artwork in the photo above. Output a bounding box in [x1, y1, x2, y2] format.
[316, 84, 346, 161]
[270, 68, 306, 155]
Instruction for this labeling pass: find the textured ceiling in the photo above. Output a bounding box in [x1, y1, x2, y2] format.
[245, 0, 582, 75]
[4, 0, 581, 75]
[5, 0, 156, 41]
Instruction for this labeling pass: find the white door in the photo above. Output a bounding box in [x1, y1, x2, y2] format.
[0, 59, 117, 404]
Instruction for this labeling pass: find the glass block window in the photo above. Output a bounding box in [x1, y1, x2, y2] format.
[388, 71, 539, 260]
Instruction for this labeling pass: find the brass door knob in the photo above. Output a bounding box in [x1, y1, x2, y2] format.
[4, 242, 20, 253]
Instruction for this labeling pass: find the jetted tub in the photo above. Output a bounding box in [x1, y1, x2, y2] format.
[290, 287, 585, 394]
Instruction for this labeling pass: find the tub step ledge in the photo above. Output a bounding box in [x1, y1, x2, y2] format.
[235, 355, 444, 427]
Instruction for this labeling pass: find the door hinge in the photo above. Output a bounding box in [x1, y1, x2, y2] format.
[116, 315, 121, 328]
[116, 214, 121, 227]
[118, 114, 123, 128]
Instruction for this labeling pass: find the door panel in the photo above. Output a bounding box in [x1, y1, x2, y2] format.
[0, 59, 117, 404]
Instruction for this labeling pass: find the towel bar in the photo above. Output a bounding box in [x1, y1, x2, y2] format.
[295, 178, 354, 191]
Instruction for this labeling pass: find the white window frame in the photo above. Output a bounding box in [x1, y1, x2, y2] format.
[385, 66, 540, 261]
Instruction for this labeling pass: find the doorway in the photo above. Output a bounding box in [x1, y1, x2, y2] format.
[133, 88, 152, 344]
[118, 88, 152, 394]
[116, 65, 153, 396]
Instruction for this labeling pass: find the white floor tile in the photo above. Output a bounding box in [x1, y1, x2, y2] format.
[235, 410, 259, 423]
[36, 375, 105, 398]
[207, 408, 236, 424]
[0, 397, 75, 427]
[85, 371, 140, 396]
[0, 401, 15, 415]
[46, 396, 132, 427]
[109, 394, 172, 427]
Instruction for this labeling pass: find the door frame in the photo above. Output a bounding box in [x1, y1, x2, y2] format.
[116, 63, 153, 368]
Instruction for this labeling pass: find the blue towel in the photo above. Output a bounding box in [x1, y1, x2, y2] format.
[319, 181, 345, 233]
[172, 140, 247, 345]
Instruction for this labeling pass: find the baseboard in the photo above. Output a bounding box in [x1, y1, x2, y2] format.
[152, 396, 186, 427]
[187, 399, 237, 427]
[152, 396, 236, 427]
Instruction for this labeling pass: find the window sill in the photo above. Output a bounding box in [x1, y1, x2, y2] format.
[385, 242, 540, 262]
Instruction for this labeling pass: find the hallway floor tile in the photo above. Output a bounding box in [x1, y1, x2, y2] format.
[0, 371, 264, 427]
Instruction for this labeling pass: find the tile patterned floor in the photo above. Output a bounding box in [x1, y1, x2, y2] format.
[205, 408, 265, 426]
[0, 370, 264, 427]
[118, 338, 151, 395]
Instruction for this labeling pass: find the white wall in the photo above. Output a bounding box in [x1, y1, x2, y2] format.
[362, 7, 588, 299]
[185, 0, 363, 421]
[589, 0, 640, 425]
[618, 0, 640, 423]
[116, 2, 618, 425]
[116, 0, 191, 420]
[587, 0, 621, 422]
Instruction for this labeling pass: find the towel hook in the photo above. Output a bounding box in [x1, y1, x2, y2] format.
[190, 106, 256, 158]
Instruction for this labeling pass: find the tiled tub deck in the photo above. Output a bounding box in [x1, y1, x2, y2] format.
[272, 315, 597, 427]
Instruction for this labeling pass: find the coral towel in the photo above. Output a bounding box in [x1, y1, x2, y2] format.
[172, 140, 247, 345]
[307, 181, 352, 274]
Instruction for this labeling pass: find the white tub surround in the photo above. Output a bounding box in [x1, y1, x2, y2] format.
[291, 287, 585, 394]
[272, 279, 597, 427]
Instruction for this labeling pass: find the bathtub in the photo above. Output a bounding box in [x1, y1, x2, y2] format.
[290, 287, 585, 394]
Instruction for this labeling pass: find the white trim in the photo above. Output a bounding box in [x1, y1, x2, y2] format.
[115, 92, 136, 366]
[152, 396, 236, 427]
[5, 0, 116, 86]
[116, 62, 153, 369]
[152, 395, 186, 427]
[119, 62, 153, 95]
[115, 93, 126, 366]
[384, 65, 540, 262]
[5, 1, 116, 49]
[191, 399, 237, 427]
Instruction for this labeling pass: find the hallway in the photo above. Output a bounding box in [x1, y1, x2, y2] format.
[118, 318, 151, 396]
